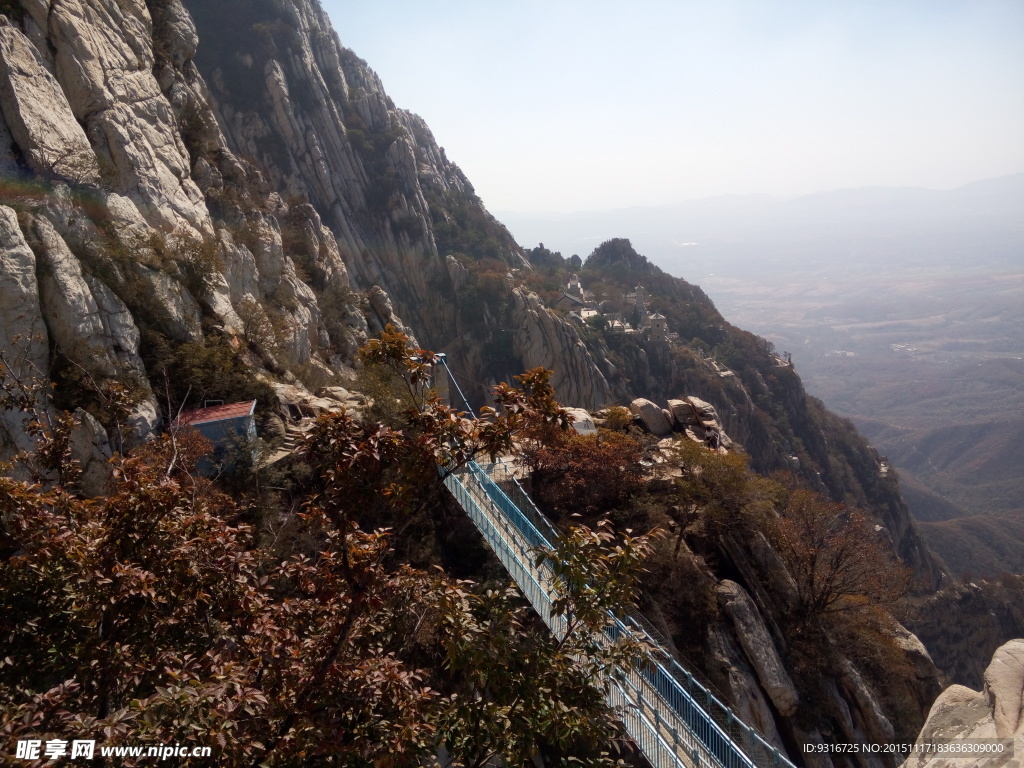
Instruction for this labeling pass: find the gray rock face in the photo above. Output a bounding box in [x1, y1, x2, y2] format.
[27, 0, 211, 235]
[716, 579, 799, 717]
[0, 206, 50, 453]
[187, 0, 463, 347]
[512, 289, 611, 409]
[823, 678, 890, 768]
[838, 658, 896, 745]
[903, 639, 1024, 768]
[630, 397, 673, 436]
[889, 623, 944, 712]
[0, 0, 382, 458]
[133, 264, 203, 344]
[706, 623, 788, 752]
[151, 0, 197, 68]
[69, 408, 112, 497]
[25, 214, 159, 446]
[0, 20, 99, 183]
[30, 215, 112, 371]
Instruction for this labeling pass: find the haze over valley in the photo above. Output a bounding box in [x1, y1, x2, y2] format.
[501, 174, 1024, 576]
[335, 0, 1024, 578]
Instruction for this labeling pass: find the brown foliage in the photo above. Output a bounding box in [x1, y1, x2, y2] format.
[531, 430, 645, 516]
[770, 489, 911, 624]
[1, 331, 642, 766]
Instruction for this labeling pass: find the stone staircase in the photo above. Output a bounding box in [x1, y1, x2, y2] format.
[267, 418, 314, 464]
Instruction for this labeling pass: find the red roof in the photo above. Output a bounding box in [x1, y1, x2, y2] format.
[174, 400, 256, 426]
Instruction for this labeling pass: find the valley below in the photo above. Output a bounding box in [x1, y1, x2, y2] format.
[703, 258, 1024, 577]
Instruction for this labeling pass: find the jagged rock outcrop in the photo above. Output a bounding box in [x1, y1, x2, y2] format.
[902, 639, 1024, 768]
[511, 289, 611, 409]
[716, 579, 799, 717]
[0, 18, 99, 184]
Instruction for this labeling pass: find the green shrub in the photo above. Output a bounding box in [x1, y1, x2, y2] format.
[147, 332, 275, 417]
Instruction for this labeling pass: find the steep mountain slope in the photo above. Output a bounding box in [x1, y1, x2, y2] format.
[183, 0, 612, 407]
[522, 238, 943, 589]
[0, 0, 964, 762]
[918, 512, 1024, 579]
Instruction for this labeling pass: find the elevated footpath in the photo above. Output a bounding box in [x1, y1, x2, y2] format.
[443, 457, 795, 768]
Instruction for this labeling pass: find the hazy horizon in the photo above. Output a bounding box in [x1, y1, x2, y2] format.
[322, 1, 1024, 213]
[490, 171, 1024, 218]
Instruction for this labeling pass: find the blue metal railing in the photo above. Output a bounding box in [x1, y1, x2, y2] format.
[432, 356, 792, 768]
[473, 459, 792, 768]
[445, 460, 795, 768]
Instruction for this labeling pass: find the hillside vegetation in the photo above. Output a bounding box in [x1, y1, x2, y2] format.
[1, 333, 942, 765]
[0, 0, 1002, 762]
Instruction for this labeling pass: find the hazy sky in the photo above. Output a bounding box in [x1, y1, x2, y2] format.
[320, 1, 1024, 213]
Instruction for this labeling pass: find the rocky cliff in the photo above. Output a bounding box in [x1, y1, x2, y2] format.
[0, 0, 971, 762]
[907, 576, 1024, 691]
[901, 640, 1024, 768]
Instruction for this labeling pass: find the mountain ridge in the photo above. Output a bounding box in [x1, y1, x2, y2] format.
[0, 0, 1009, 762]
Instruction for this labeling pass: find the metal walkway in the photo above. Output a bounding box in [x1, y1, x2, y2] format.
[442, 458, 795, 768]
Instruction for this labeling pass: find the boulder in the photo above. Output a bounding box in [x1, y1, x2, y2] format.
[564, 407, 597, 436]
[716, 579, 799, 717]
[630, 398, 672, 436]
[902, 639, 1024, 768]
[272, 382, 349, 418]
[984, 639, 1024, 738]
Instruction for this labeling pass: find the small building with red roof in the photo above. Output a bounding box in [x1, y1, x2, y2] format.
[172, 400, 258, 470]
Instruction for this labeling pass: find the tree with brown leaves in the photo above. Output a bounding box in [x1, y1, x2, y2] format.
[1, 331, 649, 766]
